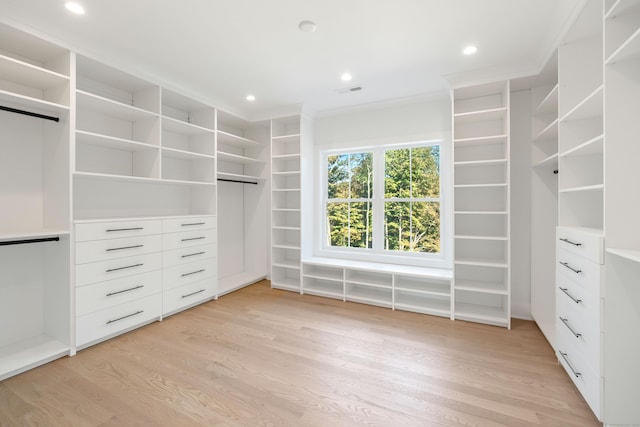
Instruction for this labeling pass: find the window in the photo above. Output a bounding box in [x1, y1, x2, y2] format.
[323, 141, 442, 260]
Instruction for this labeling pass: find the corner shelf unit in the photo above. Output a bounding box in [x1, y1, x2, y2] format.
[270, 115, 302, 292]
[301, 258, 453, 318]
[0, 22, 72, 380]
[452, 81, 511, 328]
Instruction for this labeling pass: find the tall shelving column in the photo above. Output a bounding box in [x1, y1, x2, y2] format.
[530, 54, 559, 347]
[0, 23, 72, 379]
[270, 115, 302, 292]
[216, 111, 269, 295]
[452, 81, 511, 328]
[602, 0, 640, 423]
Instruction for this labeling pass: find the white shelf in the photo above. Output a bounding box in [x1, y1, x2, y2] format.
[454, 235, 508, 241]
[160, 178, 216, 187]
[454, 211, 509, 215]
[454, 159, 507, 167]
[74, 171, 160, 184]
[271, 281, 300, 292]
[453, 107, 508, 123]
[454, 183, 507, 189]
[453, 134, 508, 146]
[0, 89, 70, 115]
[605, 0, 640, 19]
[558, 184, 604, 194]
[272, 208, 301, 212]
[345, 286, 392, 306]
[217, 150, 263, 164]
[271, 134, 300, 142]
[455, 303, 508, 325]
[0, 53, 69, 91]
[272, 226, 301, 231]
[534, 84, 559, 116]
[272, 153, 301, 159]
[162, 115, 214, 135]
[272, 171, 300, 176]
[454, 258, 508, 268]
[560, 85, 603, 122]
[162, 147, 215, 161]
[533, 153, 559, 169]
[272, 259, 300, 269]
[606, 27, 640, 64]
[606, 248, 640, 263]
[303, 273, 342, 283]
[533, 119, 558, 142]
[454, 280, 508, 295]
[394, 282, 450, 297]
[217, 130, 261, 148]
[76, 130, 158, 152]
[394, 294, 450, 316]
[559, 135, 603, 158]
[273, 243, 300, 250]
[0, 336, 68, 381]
[272, 188, 300, 192]
[76, 90, 158, 120]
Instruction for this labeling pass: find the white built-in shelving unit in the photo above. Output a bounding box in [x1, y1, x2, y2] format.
[530, 54, 559, 348]
[0, 23, 72, 380]
[270, 115, 303, 292]
[452, 81, 511, 328]
[216, 110, 269, 294]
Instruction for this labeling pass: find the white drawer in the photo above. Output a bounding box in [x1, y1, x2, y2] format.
[556, 347, 602, 419]
[76, 219, 161, 242]
[76, 252, 162, 287]
[162, 244, 217, 268]
[556, 227, 604, 264]
[75, 234, 162, 264]
[556, 276, 601, 333]
[556, 247, 602, 298]
[162, 258, 215, 291]
[163, 278, 216, 316]
[162, 228, 216, 250]
[76, 293, 162, 347]
[162, 216, 216, 234]
[76, 270, 162, 316]
[556, 295, 600, 371]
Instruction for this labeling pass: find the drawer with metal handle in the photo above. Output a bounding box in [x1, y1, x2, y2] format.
[75, 234, 162, 264]
[75, 219, 161, 242]
[162, 243, 216, 268]
[556, 288, 600, 369]
[163, 278, 216, 316]
[162, 258, 215, 290]
[75, 252, 162, 287]
[76, 293, 162, 348]
[162, 228, 216, 250]
[556, 346, 602, 418]
[556, 226, 604, 264]
[162, 216, 216, 234]
[556, 247, 603, 297]
[76, 270, 162, 316]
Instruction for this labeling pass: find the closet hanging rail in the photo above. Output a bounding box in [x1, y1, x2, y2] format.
[217, 178, 258, 185]
[0, 105, 60, 122]
[0, 236, 60, 246]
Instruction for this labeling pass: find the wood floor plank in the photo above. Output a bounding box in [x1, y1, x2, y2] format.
[0, 281, 601, 426]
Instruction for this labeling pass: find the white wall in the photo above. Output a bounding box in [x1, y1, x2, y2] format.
[510, 90, 533, 319]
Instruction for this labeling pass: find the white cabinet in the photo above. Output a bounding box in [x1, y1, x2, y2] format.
[452, 81, 511, 328]
[270, 116, 302, 292]
[0, 23, 71, 380]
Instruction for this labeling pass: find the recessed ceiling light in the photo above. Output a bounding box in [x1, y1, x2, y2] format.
[463, 45, 478, 55]
[341, 73, 352, 82]
[65, 2, 85, 14]
[246, 94, 256, 102]
[298, 20, 316, 33]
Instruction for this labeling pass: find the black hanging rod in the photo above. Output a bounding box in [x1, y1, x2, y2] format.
[0, 105, 59, 122]
[0, 236, 60, 246]
[217, 178, 258, 185]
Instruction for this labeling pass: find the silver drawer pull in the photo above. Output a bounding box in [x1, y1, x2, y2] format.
[106, 244, 144, 252]
[106, 263, 143, 273]
[106, 310, 144, 325]
[559, 317, 582, 338]
[559, 287, 582, 304]
[106, 285, 144, 297]
[181, 251, 205, 258]
[181, 269, 205, 277]
[182, 289, 205, 299]
[559, 237, 582, 247]
[181, 222, 206, 227]
[181, 236, 205, 242]
[106, 227, 143, 232]
[559, 351, 582, 378]
[559, 261, 581, 274]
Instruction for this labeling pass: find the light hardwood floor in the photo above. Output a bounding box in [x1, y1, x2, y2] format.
[0, 280, 600, 426]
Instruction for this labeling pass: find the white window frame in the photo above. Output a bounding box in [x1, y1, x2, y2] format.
[318, 139, 450, 269]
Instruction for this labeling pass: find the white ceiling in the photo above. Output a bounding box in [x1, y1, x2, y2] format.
[0, 0, 584, 120]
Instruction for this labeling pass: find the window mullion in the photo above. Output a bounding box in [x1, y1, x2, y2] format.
[372, 147, 385, 252]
